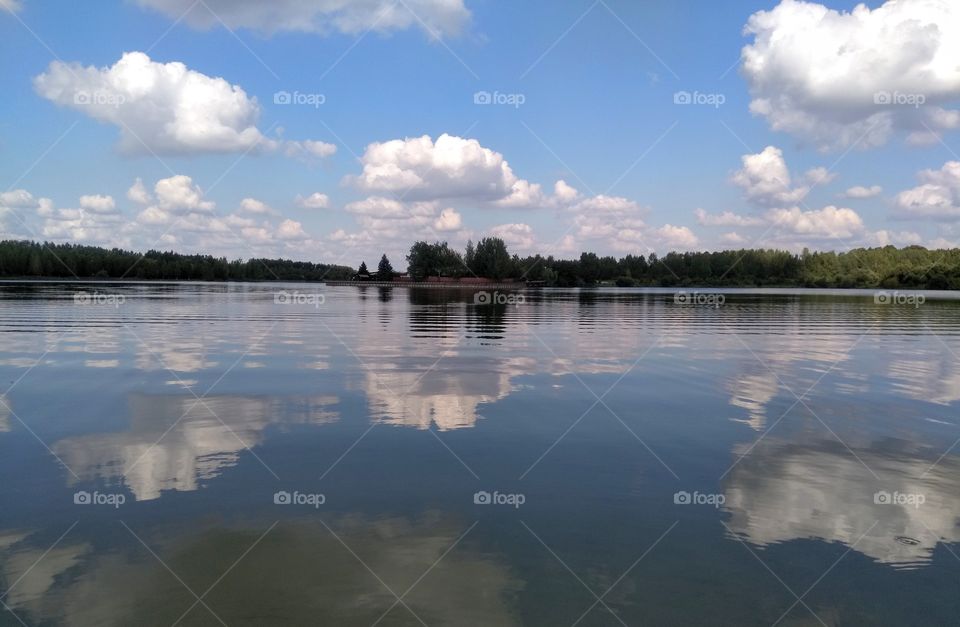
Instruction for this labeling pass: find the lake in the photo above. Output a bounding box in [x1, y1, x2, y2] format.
[1, 282, 959, 626]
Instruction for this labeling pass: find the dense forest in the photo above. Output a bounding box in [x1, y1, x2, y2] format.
[2, 238, 960, 289]
[404, 238, 960, 289]
[0, 240, 355, 281]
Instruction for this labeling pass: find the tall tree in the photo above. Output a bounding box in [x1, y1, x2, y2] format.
[377, 254, 394, 280]
[473, 237, 512, 279]
[358, 261, 369, 275]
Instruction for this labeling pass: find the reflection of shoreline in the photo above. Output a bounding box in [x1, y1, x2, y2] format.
[723, 438, 960, 569]
[53, 394, 339, 501]
[0, 514, 522, 626]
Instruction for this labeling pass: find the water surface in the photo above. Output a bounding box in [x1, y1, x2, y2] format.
[2, 283, 960, 625]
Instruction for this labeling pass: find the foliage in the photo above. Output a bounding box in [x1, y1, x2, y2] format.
[376, 254, 393, 279]
[0, 240, 354, 281]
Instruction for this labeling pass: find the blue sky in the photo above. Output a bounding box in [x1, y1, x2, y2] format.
[1, 0, 959, 267]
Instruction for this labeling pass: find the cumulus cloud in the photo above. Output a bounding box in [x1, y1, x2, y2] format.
[135, 0, 471, 38]
[694, 208, 765, 227]
[0, 189, 42, 209]
[865, 230, 923, 247]
[841, 185, 883, 199]
[433, 208, 462, 232]
[765, 205, 865, 239]
[238, 198, 276, 216]
[720, 232, 749, 245]
[34, 52, 333, 157]
[731, 146, 811, 207]
[566, 194, 698, 252]
[349, 133, 570, 209]
[127, 178, 151, 204]
[295, 192, 330, 210]
[742, 0, 960, 151]
[653, 224, 699, 249]
[351, 134, 522, 201]
[79, 194, 116, 214]
[337, 195, 468, 260]
[285, 139, 337, 159]
[489, 223, 535, 250]
[894, 161, 960, 220]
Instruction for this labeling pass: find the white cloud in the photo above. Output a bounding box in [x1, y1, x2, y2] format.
[489, 223, 535, 250]
[804, 167, 837, 186]
[0, 189, 41, 209]
[841, 185, 883, 199]
[34, 51, 332, 158]
[653, 224, 699, 249]
[78, 194, 116, 214]
[731, 146, 810, 207]
[295, 192, 330, 210]
[765, 205, 864, 239]
[276, 219, 308, 240]
[285, 139, 337, 159]
[349, 133, 565, 209]
[127, 178, 151, 204]
[742, 0, 960, 151]
[553, 180, 580, 203]
[720, 232, 748, 245]
[894, 161, 960, 220]
[238, 197, 276, 215]
[694, 208, 765, 227]
[865, 230, 923, 247]
[0, 0, 21, 13]
[135, 0, 471, 38]
[433, 208, 462, 232]
[351, 134, 522, 201]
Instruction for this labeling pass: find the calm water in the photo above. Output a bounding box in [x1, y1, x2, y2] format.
[1, 282, 960, 626]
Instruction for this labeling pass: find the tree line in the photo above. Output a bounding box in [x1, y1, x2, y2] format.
[2, 238, 960, 289]
[401, 238, 960, 289]
[0, 240, 355, 281]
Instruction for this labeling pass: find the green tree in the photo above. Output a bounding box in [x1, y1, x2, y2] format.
[358, 261, 369, 275]
[377, 254, 394, 280]
[473, 237, 511, 279]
